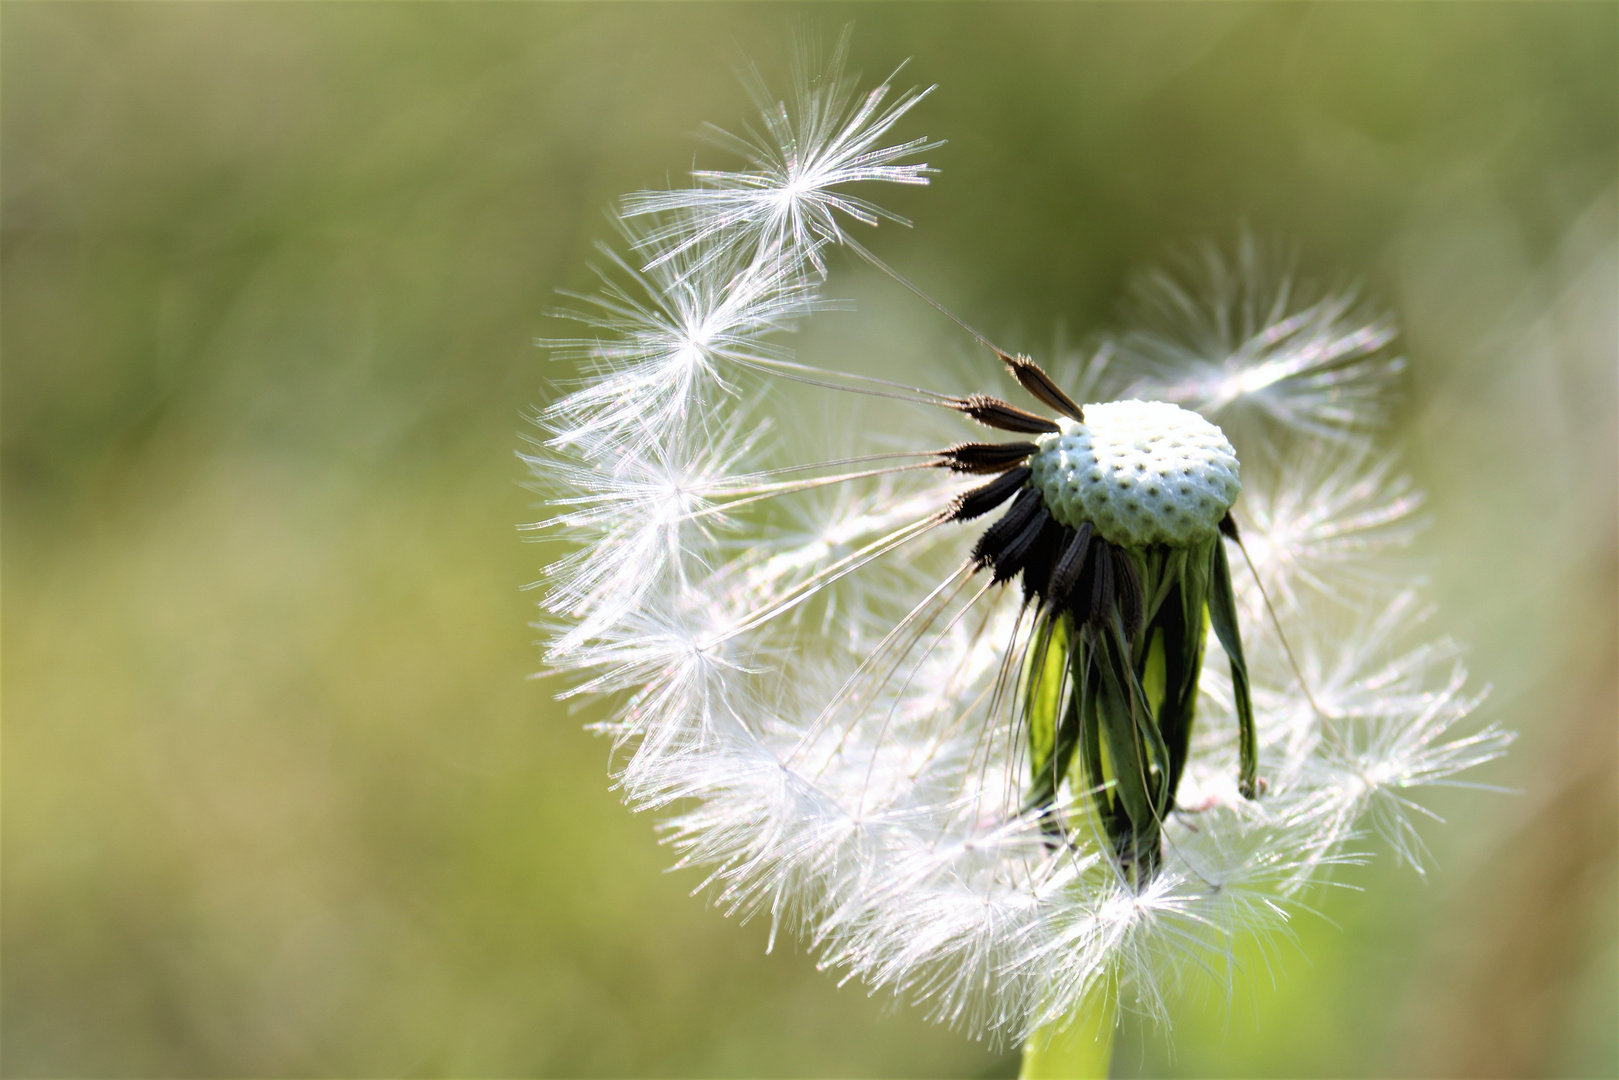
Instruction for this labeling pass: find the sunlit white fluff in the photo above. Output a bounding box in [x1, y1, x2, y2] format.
[529, 49, 1507, 1045]
[621, 30, 937, 277]
[543, 233, 820, 459]
[1236, 443, 1426, 614]
[1116, 239, 1406, 442]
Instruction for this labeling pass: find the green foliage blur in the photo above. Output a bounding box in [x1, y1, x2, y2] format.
[4, 4, 1614, 1076]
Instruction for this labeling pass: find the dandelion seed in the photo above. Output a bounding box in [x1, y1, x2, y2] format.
[1115, 237, 1406, 443]
[622, 28, 938, 278]
[542, 232, 820, 459]
[529, 43, 1508, 1051]
[1237, 443, 1426, 614]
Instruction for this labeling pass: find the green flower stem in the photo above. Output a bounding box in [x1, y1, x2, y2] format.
[1018, 984, 1117, 1080]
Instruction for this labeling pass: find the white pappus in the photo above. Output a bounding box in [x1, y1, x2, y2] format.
[525, 38, 1511, 1045]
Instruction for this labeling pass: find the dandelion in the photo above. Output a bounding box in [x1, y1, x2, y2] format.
[528, 40, 1511, 1074]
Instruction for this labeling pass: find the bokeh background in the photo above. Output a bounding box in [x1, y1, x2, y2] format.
[4, 3, 1615, 1077]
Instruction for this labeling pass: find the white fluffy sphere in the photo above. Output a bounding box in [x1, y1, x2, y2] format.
[1028, 400, 1241, 547]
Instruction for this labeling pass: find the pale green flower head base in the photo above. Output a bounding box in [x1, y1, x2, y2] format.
[1031, 403, 1241, 548]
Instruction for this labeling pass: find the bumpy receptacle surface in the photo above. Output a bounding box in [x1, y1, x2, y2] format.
[1029, 400, 1240, 547]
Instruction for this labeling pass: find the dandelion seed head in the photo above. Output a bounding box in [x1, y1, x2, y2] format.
[533, 42, 1504, 1046]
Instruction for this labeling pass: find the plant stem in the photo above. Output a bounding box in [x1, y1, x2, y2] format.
[1018, 984, 1117, 1080]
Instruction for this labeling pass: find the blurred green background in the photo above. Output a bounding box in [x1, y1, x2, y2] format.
[4, 3, 1614, 1077]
